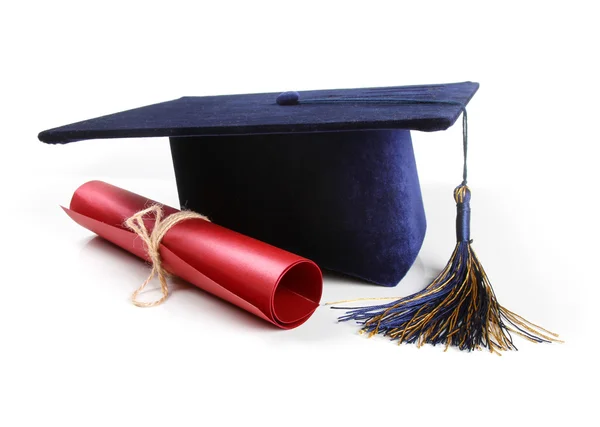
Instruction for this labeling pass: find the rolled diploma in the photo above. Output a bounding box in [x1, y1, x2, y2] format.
[63, 181, 323, 329]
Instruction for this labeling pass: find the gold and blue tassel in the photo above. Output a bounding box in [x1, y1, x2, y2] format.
[333, 184, 560, 353]
[331, 110, 560, 353]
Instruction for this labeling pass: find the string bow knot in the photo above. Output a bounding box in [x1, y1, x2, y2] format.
[124, 205, 209, 307]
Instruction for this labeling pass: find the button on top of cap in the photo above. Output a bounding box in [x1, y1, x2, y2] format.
[276, 91, 300, 105]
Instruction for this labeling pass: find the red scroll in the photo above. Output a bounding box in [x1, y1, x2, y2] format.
[64, 181, 322, 329]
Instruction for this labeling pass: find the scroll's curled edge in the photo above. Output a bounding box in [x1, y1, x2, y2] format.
[64, 181, 323, 329]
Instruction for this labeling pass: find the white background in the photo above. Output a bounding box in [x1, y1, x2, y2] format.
[1, 1, 599, 426]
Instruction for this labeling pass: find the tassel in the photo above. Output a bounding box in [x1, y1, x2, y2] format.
[331, 111, 561, 353]
[333, 185, 560, 353]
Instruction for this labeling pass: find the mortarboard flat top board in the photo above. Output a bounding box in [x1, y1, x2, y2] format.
[40, 81, 479, 287]
[39, 82, 478, 143]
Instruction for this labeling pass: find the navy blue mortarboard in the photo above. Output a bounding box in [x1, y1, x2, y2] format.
[39, 82, 477, 287]
[39, 81, 560, 351]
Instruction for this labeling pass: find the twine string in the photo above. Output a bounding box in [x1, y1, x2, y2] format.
[124, 205, 210, 307]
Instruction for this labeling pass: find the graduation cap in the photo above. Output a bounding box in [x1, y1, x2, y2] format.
[39, 81, 559, 352]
